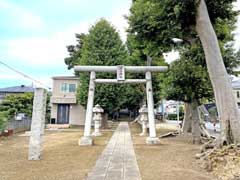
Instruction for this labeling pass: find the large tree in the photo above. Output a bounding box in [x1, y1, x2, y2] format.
[162, 42, 239, 143]
[162, 46, 213, 143]
[128, 0, 240, 145]
[65, 19, 144, 115]
[196, 0, 240, 145]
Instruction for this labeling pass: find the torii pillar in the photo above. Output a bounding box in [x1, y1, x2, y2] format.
[78, 71, 95, 146]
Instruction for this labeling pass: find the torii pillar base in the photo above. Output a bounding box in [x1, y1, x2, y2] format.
[146, 137, 160, 145]
[79, 136, 93, 146]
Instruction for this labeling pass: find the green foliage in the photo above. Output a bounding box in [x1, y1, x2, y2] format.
[128, 0, 238, 54]
[162, 45, 213, 103]
[128, 0, 240, 104]
[127, 30, 168, 103]
[167, 113, 184, 121]
[45, 92, 51, 123]
[64, 33, 86, 70]
[0, 93, 33, 118]
[0, 111, 8, 132]
[65, 19, 144, 113]
[80, 19, 127, 66]
[162, 43, 239, 104]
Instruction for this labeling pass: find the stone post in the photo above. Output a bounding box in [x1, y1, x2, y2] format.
[92, 104, 104, 136]
[28, 88, 47, 160]
[139, 105, 148, 136]
[79, 71, 96, 146]
[145, 71, 159, 144]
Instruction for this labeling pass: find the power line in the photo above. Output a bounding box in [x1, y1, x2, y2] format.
[0, 60, 51, 90]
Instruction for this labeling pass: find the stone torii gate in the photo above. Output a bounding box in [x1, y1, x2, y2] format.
[74, 65, 168, 145]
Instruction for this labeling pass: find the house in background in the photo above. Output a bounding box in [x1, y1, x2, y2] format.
[0, 85, 34, 103]
[50, 76, 86, 125]
[232, 79, 240, 108]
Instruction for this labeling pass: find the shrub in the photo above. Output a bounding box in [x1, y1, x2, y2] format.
[0, 111, 8, 132]
[167, 113, 184, 121]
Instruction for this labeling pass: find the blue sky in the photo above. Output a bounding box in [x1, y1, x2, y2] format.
[0, 0, 240, 89]
[0, 0, 131, 89]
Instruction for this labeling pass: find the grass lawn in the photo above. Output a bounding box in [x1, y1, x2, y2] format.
[130, 123, 217, 180]
[0, 128, 113, 180]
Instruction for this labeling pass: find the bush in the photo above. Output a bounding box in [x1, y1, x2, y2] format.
[0, 111, 8, 132]
[0, 93, 33, 118]
[167, 113, 184, 121]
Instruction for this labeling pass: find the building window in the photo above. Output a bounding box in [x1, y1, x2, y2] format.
[69, 84, 76, 92]
[61, 83, 76, 93]
[61, 83, 68, 92]
[237, 91, 240, 98]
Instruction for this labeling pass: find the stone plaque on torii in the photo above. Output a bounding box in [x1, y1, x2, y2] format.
[74, 65, 168, 145]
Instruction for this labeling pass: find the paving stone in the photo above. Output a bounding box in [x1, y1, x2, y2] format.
[86, 122, 141, 180]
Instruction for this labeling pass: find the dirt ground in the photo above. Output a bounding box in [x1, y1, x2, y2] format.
[0, 128, 113, 180]
[130, 123, 218, 180]
[200, 145, 240, 180]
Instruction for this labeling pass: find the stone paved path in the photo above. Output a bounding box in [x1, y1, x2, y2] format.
[86, 122, 141, 180]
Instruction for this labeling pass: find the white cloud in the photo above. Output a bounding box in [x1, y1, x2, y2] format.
[2, 2, 131, 66]
[0, 0, 44, 30]
[233, 0, 240, 50]
[31, 76, 53, 89]
[163, 51, 179, 64]
[0, 0, 131, 88]
[107, 1, 131, 42]
[1, 21, 90, 66]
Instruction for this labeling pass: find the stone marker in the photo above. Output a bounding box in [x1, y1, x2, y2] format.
[28, 88, 47, 160]
[92, 104, 104, 136]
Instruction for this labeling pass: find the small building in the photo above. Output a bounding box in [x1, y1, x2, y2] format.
[0, 85, 34, 103]
[232, 79, 240, 108]
[50, 76, 86, 125]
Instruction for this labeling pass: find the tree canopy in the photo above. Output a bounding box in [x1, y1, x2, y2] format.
[65, 19, 144, 114]
[127, 0, 238, 54]
[127, 0, 239, 104]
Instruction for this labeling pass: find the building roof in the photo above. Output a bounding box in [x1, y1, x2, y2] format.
[52, 76, 79, 80]
[0, 85, 34, 93]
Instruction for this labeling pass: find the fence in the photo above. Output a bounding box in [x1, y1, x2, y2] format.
[6, 118, 32, 133]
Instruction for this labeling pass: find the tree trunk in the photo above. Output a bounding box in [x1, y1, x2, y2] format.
[195, 0, 240, 144]
[182, 101, 201, 143]
[191, 101, 202, 144]
[101, 113, 109, 129]
[182, 102, 192, 133]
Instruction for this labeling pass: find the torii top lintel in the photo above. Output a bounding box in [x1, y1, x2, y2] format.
[74, 65, 168, 73]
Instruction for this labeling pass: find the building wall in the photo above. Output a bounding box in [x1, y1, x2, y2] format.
[51, 104, 58, 122]
[51, 103, 86, 125]
[69, 104, 86, 125]
[52, 79, 78, 98]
